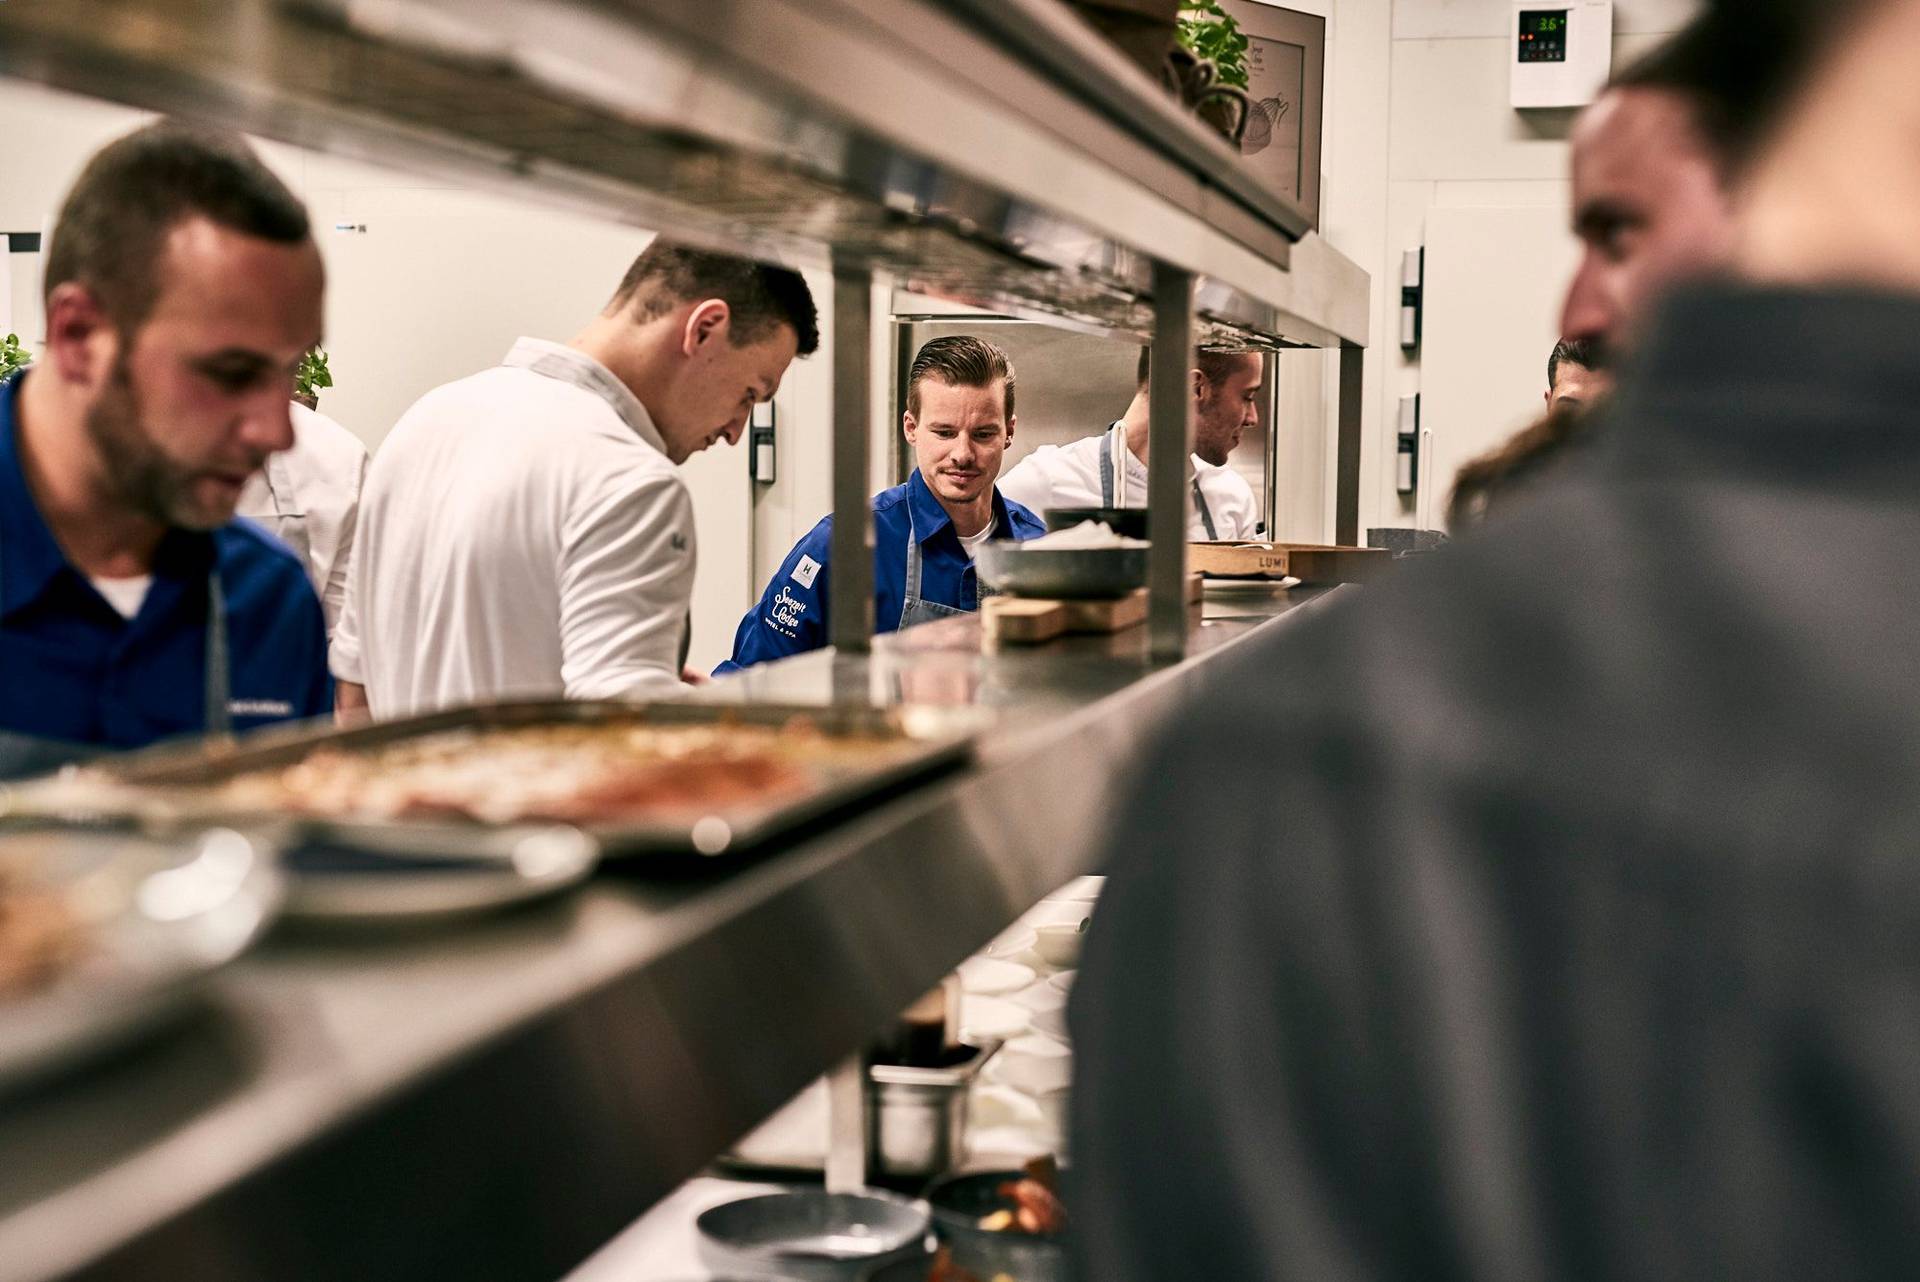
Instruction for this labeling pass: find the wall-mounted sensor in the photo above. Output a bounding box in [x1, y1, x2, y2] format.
[1510, 0, 1613, 109]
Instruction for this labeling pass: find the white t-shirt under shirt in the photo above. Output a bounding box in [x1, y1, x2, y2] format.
[957, 518, 998, 561]
[331, 338, 695, 718]
[89, 575, 151, 620]
[996, 423, 1261, 541]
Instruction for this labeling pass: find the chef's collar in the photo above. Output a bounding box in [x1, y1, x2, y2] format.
[503, 337, 668, 456]
[1606, 284, 1920, 487]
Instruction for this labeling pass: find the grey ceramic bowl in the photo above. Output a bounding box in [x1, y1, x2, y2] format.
[975, 544, 1147, 601]
[696, 1189, 932, 1281]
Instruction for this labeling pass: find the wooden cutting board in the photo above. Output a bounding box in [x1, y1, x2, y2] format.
[1189, 541, 1393, 584]
[983, 578, 1201, 645]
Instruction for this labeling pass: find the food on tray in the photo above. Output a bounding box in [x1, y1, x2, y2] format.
[0, 869, 81, 998]
[204, 718, 872, 825]
[927, 1248, 1009, 1282]
[977, 1155, 1068, 1236]
[1022, 521, 1145, 550]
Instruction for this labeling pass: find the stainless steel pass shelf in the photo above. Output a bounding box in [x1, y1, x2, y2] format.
[0, 0, 1366, 349]
[0, 588, 1345, 1282]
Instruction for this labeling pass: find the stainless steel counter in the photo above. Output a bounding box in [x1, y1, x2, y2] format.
[0, 585, 1342, 1282]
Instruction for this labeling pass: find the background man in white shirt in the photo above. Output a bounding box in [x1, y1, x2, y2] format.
[997, 346, 1264, 541]
[238, 399, 367, 634]
[333, 241, 817, 717]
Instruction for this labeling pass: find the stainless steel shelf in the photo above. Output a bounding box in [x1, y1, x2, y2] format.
[0, 0, 1367, 349]
[0, 588, 1347, 1282]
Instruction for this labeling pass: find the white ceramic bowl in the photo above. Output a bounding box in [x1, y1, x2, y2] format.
[1032, 921, 1086, 969]
[997, 1033, 1073, 1094]
[959, 956, 1036, 997]
[1012, 979, 1066, 1015]
[959, 994, 1029, 1043]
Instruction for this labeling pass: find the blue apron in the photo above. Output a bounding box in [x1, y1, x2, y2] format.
[1099, 422, 1219, 541]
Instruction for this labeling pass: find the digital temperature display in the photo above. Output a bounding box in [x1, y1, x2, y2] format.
[1518, 9, 1569, 62]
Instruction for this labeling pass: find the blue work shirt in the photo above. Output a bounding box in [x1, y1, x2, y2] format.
[716, 468, 1045, 674]
[0, 375, 331, 752]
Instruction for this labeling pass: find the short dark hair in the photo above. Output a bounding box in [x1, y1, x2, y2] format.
[607, 240, 819, 356]
[1547, 337, 1599, 389]
[907, 335, 1014, 419]
[1134, 346, 1255, 389]
[44, 119, 311, 331]
[1611, 0, 1873, 173]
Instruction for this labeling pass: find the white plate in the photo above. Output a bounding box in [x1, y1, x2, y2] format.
[0, 825, 282, 1094]
[958, 994, 1030, 1043]
[958, 956, 1036, 997]
[1012, 979, 1066, 1015]
[280, 824, 598, 923]
[1030, 1004, 1070, 1044]
[1020, 899, 1092, 931]
[984, 923, 1037, 959]
[1044, 875, 1105, 904]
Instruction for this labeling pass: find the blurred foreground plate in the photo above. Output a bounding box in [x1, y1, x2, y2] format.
[0, 825, 281, 1094]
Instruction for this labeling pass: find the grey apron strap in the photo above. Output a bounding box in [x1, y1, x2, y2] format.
[900, 508, 922, 629]
[204, 569, 232, 735]
[1192, 477, 1219, 541]
[1098, 430, 1117, 508]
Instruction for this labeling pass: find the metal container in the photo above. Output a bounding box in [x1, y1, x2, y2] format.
[1042, 506, 1150, 540]
[975, 545, 1148, 600]
[867, 1041, 999, 1184]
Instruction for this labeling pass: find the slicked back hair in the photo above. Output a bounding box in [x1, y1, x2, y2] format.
[1135, 345, 1255, 390]
[607, 241, 819, 355]
[44, 119, 311, 332]
[906, 335, 1015, 419]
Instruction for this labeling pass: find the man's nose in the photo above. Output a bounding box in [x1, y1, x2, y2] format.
[242, 392, 296, 455]
[722, 414, 748, 447]
[1559, 254, 1615, 346]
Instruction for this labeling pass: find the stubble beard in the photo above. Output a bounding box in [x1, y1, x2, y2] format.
[83, 354, 223, 531]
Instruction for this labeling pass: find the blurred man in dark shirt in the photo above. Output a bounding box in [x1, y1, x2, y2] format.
[1071, 2, 1920, 1279]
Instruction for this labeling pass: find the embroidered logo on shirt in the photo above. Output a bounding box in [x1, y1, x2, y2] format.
[768, 585, 808, 637]
[791, 554, 822, 589]
[228, 698, 295, 718]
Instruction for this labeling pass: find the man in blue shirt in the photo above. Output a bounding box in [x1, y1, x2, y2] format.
[717, 335, 1045, 673]
[0, 121, 331, 776]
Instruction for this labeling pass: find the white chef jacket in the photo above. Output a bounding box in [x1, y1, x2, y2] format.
[996, 422, 1262, 541]
[237, 403, 368, 634]
[331, 338, 694, 717]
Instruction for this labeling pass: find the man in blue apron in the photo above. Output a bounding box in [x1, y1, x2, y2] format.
[0, 121, 332, 779]
[998, 346, 1264, 540]
[716, 335, 1044, 673]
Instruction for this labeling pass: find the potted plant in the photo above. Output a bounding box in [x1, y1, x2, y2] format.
[294, 346, 332, 410]
[1173, 0, 1252, 143]
[1, 333, 31, 385]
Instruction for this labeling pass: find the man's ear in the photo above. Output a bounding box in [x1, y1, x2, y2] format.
[901, 409, 918, 446]
[1004, 412, 1016, 445]
[43, 282, 117, 387]
[1190, 367, 1208, 402]
[681, 299, 732, 357]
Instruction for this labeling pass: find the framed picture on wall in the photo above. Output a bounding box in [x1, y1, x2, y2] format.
[1222, 1, 1326, 226]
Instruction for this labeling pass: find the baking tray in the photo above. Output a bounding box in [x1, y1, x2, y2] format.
[7, 700, 984, 861]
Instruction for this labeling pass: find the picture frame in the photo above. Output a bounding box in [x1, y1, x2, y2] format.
[1222, 1, 1326, 227]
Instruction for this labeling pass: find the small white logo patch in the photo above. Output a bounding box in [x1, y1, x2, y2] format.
[791, 555, 822, 589]
[229, 698, 295, 718]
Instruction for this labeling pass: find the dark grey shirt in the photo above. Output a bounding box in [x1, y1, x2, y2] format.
[1070, 286, 1920, 1281]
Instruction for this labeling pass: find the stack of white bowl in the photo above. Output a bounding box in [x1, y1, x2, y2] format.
[958, 876, 1102, 1162]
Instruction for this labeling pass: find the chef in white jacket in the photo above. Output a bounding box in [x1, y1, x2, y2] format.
[333, 241, 817, 718]
[237, 400, 367, 635]
[997, 346, 1263, 540]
